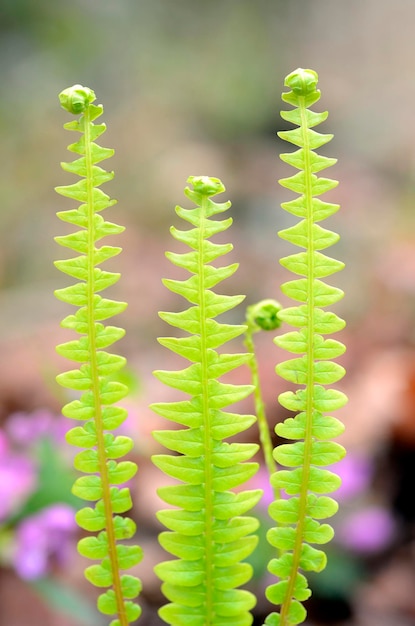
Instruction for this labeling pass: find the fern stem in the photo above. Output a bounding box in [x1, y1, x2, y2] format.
[244, 322, 279, 499]
[199, 192, 214, 621]
[83, 105, 127, 626]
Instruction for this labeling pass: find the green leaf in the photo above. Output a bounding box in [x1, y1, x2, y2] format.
[213, 491, 262, 518]
[157, 483, 230, 513]
[66, 424, 97, 448]
[56, 367, 92, 391]
[213, 517, 260, 543]
[280, 148, 336, 173]
[102, 406, 128, 429]
[78, 533, 109, 560]
[300, 543, 327, 572]
[97, 590, 117, 615]
[85, 563, 113, 587]
[98, 380, 128, 404]
[120, 574, 142, 598]
[278, 127, 332, 150]
[155, 559, 205, 587]
[153, 455, 205, 484]
[151, 399, 202, 428]
[278, 385, 347, 413]
[212, 462, 259, 491]
[279, 171, 338, 197]
[104, 435, 134, 459]
[274, 440, 345, 468]
[153, 428, 204, 457]
[159, 533, 205, 561]
[72, 475, 103, 501]
[302, 518, 334, 544]
[276, 357, 345, 385]
[281, 196, 339, 222]
[74, 448, 99, 473]
[208, 380, 254, 408]
[275, 411, 345, 440]
[211, 410, 256, 439]
[280, 251, 344, 278]
[280, 278, 344, 306]
[266, 573, 311, 604]
[156, 509, 206, 535]
[113, 516, 136, 540]
[107, 460, 137, 485]
[277, 305, 345, 333]
[212, 442, 259, 468]
[76, 505, 106, 532]
[109, 487, 132, 513]
[272, 466, 341, 495]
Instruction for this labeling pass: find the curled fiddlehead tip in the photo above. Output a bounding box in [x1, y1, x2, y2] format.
[59, 84, 96, 114]
[284, 68, 319, 96]
[247, 299, 283, 331]
[186, 175, 226, 196]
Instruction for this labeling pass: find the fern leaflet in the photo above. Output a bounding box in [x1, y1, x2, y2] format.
[265, 69, 347, 626]
[55, 85, 142, 626]
[152, 176, 262, 626]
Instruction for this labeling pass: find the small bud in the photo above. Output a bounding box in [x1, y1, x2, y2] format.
[284, 68, 319, 96]
[247, 299, 283, 331]
[187, 176, 226, 197]
[59, 84, 96, 115]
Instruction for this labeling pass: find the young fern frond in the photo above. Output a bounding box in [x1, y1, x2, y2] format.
[152, 176, 262, 626]
[55, 85, 142, 626]
[265, 70, 347, 626]
[244, 300, 283, 497]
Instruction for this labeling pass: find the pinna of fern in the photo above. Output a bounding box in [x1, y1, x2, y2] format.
[264, 69, 347, 626]
[54, 85, 142, 626]
[152, 176, 262, 626]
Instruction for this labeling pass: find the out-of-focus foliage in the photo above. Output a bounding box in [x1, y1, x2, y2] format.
[2, 0, 415, 338]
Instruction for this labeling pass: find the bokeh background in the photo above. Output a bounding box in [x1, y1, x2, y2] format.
[2, 1, 415, 625]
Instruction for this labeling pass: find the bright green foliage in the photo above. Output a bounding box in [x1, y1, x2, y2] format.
[265, 69, 347, 626]
[152, 176, 261, 626]
[55, 85, 142, 626]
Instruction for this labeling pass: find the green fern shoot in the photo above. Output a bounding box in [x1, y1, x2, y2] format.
[55, 85, 142, 626]
[152, 176, 262, 626]
[265, 69, 347, 626]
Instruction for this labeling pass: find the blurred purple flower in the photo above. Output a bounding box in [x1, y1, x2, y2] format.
[336, 505, 396, 554]
[13, 504, 77, 580]
[0, 434, 36, 522]
[6, 409, 68, 447]
[333, 453, 373, 501]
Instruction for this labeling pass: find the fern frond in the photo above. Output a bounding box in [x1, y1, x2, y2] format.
[152, 176, 261, 626]
[265, 70, 347, 626]
[55, 85, 142, 626]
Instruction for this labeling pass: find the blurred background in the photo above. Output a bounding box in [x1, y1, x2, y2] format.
[2, 1, 415, 624]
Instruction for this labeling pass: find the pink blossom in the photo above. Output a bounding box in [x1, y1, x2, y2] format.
[336, 505, 396, 554]
[13, 504, 77, 579]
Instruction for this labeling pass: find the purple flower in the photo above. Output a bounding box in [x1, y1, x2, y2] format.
[6, 409, 68, 447]
[0, 436, 36, 522]
[13, 504, 77, 580]
[336, 505, 396, 554]
[332, 454, 373, 501]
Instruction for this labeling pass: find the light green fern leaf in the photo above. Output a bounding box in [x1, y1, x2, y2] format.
[152, 176, 261, 626]
[55, 85, 142, 626]
[265, 69, 347, 626]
